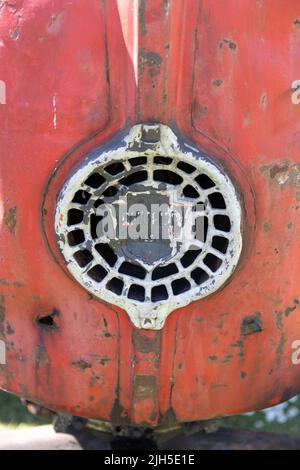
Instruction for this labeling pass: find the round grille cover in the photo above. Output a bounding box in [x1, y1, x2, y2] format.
[55, 124, 242, 329]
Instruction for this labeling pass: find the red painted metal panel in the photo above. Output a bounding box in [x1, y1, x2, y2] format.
[1, 0, 300, 427]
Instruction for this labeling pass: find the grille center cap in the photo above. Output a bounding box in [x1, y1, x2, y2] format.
[117, 186, 175, 266]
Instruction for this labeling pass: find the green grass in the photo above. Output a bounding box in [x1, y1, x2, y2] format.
[0, 391, 51, 428]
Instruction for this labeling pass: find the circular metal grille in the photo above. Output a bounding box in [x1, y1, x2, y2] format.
[55, 125, 242, 329]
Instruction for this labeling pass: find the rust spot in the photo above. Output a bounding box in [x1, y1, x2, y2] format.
[192, 101, 208, 120]
[6, 322, 14, 336]
[261, 161, 300, 188]
[294, 18, 300, 27]
[34, 344, 49, 365]
[269, 163, 289, 179]
[276, 311, 283, 329]
[139, 0, 147, 36]
[134, 374, 157, 401]
[241, 313, 262, 336]
[212, 383, 227, 389]
[99, 356, 111, 366]
[230, 339, 245, 358]
[139, 49, 162, 77]
[222, 38, 237, 50]
[263, 222, 271, 232]
[0, 279, 9, 286]
[71, 359, 91, 371]
[208, 355, 218, 362]
[276, 334, 286, 366]
[240, 371, 247, 379]
[221, 353, 233, 364]
[110, 399, 130, 425]
[213, 79, 223, 87]
[285, 299, 299, 317]
[133, 330, 161, 354]
[3, 206, 17, 235]
[260, 93, 268, 110]
[195, 317, 204, 323]
[13, 281, 25, 288]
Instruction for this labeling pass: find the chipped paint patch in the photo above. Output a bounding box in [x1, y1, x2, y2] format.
[3, 206, 17, 234]
[47, 11, 64, 35]
[71, 359, 92, 371]
[220, 38, 237, 50]
[241, 313, 262, 336]
[261, 161, 300, 188]
[139, 49, 162, 77]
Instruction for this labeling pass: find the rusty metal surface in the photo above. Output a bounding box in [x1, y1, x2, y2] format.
[1, 0, 300, 428]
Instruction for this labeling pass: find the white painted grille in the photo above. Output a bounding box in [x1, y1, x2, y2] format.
[55, 125, 242, 329]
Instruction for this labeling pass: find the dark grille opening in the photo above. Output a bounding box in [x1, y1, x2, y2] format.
[154, 156, 172, 165]
[180, 249, 202, 268]
[119, 261, 146, 280]
[94, 199, 104, 208]
[90, 214, 104, 239]
[153, 170, 183, 185]
[191, 268, 209, 285]
[177, 161, 196, 174]
[208, 192, 226, 209]
[212, 236, 229, 254]
[102, 186, 119, 197]
[120, 171, 148, 186]
[214, 214, 231, 232]
[129, 157, 147, 167]
[151, 285, 168, 302]
[128, 284, 145, 301]
[67, 229, 85, 246]
[105, 162, 125, 175]
[195, 174, 215, 189]
[72, 190, 91, 205]
[152, 263, 178, 280]
[172, 278, 191, 295]
[85, 173, 105, 189]
[73, 249, 93, 268]
[183, 185, 199, 199]
[67, 208, 84, 226]
[106, 277, 124, 295]
[87, 265, 108, 282]
[203, 253, 222, 272]
[95, 243, 117, 267]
